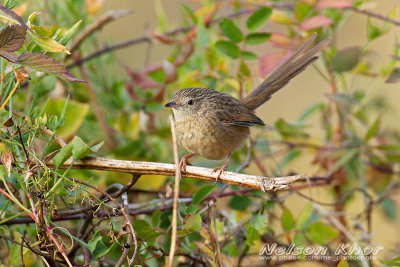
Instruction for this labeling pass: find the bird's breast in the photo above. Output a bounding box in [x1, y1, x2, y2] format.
[173, 111, 249, 160]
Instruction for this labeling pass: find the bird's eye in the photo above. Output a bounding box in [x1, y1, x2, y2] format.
[188, 99, 194, 105]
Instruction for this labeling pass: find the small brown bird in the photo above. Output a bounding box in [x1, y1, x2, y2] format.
[165, 33, 330, 179]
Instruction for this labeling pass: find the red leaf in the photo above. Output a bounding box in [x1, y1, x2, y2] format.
[148, 30, 178, 44]
[260, 51, 292, 76]
[17, 53, 85, 82]
[125, 65, 159, 89]
[0, 5, 29, 29]
[268, 33, 293, 49]
[300, 15, 333, 30]
[317, 0, 353, 9]
[0, 50, 18, 62]
[0, 25, 26, 52]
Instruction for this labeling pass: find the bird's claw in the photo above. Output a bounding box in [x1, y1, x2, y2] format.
[212, 165, 228, 183]
[178, 154, 194, 173]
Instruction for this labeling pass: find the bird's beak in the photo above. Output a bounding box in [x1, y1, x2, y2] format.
[164, 101, 177, 108]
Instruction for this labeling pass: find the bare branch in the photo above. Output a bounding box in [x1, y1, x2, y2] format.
[47, 156, 304, 191]
[351, 7, 400, 26]
[69, 9, 133, 53]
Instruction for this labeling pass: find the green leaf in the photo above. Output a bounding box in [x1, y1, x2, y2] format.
[281, 208, 295, 231]
[27, 13, 70, 54]
[331, 47, 361, 72]
[52, 142, 73, 168]
[228, 195, 252, 210]
[44, 98, 90, 139]
[245, 32, 271, 45]
[367, 19, 383, 41]
[331, 149, 358, 173]
[251, 214, 268, 234]
[181, 4, 197, 24]
[91, 142, 104, 153]
[87, 230, 116, 259]
[338, 257, 349, 267]
[0, 25, 26, 52]
[245, 224, 259, 245]
[241, 50, 258, 61]
[379, 255, 400, 266]
[72, 136, 92, 160]
[8, 244, 20, 265]
[305, 222, 338, 245]
[297, 202, 312, 230]
[178, 214, 202, 236]
[275, 118, 309, 139]
[192, 185, 216, 205]
[240, 60, 250, 77]
[219, 18, 243, 43]
[152, 209, 161, 227]
[17, 53, 84, 82]
[132, 219, 160, 245]
[279, 149, 301, 169]
[28, 30, 70, 54]
[386, 68, 400, 83]
[381, 198, 397, 220]
[246, 7, 272, 31]
[0, 165, 8, 180]
[365, 116, 381, 141]
[298, 103, 324, 121]
[58, 20, 82, 45]
[215, 40, 240, 59]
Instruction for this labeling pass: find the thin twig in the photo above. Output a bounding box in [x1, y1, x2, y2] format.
[168, 117, 181, 267]
[351, 7, 400, 26]
[67, 8, 260, 68]
[69, 9, 133, 53]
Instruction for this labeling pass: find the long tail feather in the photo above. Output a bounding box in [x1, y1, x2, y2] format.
[241, 33, 331, 110]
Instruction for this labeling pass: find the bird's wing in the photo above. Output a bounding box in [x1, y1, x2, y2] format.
[216, 104, 265, 127]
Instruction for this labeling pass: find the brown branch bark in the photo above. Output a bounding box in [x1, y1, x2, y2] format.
[47, 156, 304, 191]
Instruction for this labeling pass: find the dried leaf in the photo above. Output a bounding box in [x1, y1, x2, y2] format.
[12, 3, 29, 17]
[2, 117, 14, 127]
[0, 25, 26, 52]
[86, 0, 105, 15]
[0, 5, 28, 28]
[317, 0, 353, 9]
[17, 53, 85, 82]
[125, 66, 159, 88]
[14, 68, 30, 81]
[1, 150, 12, 177]
[23, 171, 33, 183]
[162, 59, 177, 83]
[300, 15, 333, 31]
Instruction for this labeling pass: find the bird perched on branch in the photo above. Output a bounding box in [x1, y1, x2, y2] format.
[165, 33, 331, 180]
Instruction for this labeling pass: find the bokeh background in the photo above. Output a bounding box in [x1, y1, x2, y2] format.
[98, 0, 400, 262]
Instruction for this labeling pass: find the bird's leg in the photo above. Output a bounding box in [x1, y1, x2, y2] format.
[178, 154, 195, 173]
[212, 153, 232, 183]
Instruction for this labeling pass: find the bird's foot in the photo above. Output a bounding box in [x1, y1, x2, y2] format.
[212, 153, 232, 183]
[212, 165, 228, 183]
[178, 154, 195, 173]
